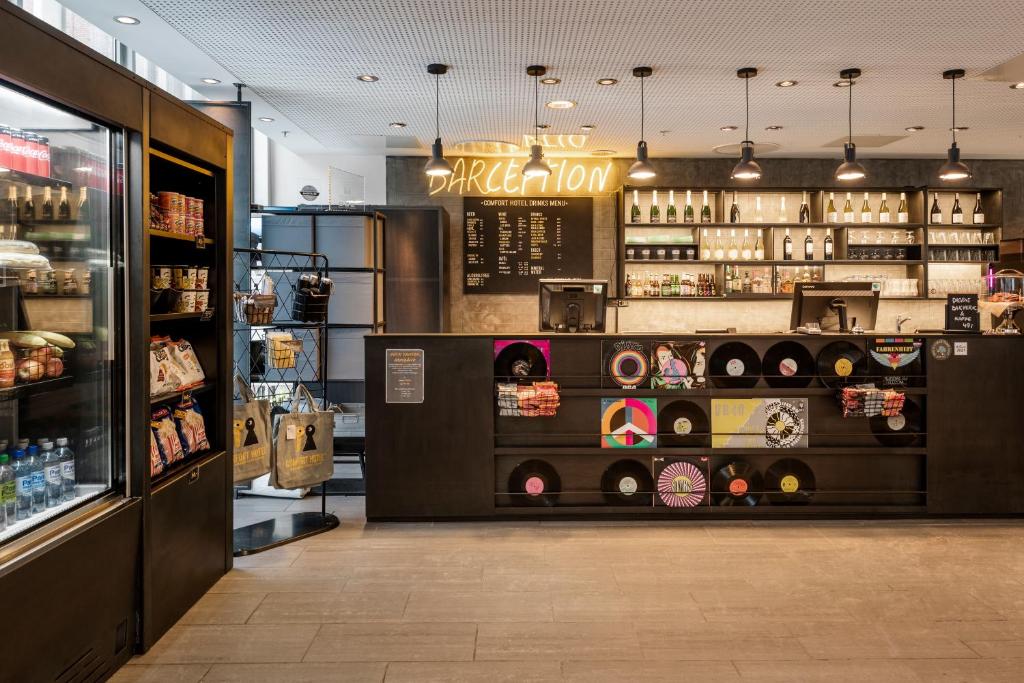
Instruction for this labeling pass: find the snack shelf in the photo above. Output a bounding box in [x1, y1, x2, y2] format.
[147, 228, 213, 245]
[0, 374, 73, 402]
[149, 448, 223, 489]
[149, 380, 216, 405]
[150, 311, 213, 322]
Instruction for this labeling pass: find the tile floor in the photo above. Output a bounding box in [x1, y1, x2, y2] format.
[114, 495, 1024, 682]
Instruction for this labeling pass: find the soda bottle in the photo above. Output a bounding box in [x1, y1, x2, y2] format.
[0, 452, 14, 526]
[55, 438, 76, 502]
[41, 441, 61, 508]
[12, 449, 32, 521]
[27, 444, 44, 514]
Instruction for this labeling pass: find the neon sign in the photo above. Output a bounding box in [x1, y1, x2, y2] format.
[427, 157, 616, 196]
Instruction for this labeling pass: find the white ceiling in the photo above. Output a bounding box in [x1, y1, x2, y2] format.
[82, 1, 1024, 158]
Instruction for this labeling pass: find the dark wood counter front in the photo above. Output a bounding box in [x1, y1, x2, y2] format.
[366, 333, 1024, 519]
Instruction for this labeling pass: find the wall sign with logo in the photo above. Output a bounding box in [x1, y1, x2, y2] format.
[428, 157, 616, 196]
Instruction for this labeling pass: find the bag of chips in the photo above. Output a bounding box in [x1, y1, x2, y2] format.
[149, 428, 165, 477]
[167, 339, 205, 388]
[151, 405, 184, 465]
[149, 338, 182, 397]
[174, 396, 210, 457]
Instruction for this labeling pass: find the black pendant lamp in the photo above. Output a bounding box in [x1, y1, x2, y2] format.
[938, 68, 971, 181]
[626, 66, 656, 180]
[522, 65, 552, 177]
[423, 63, 453, 177]
[731, 67, 762, 180]
[835, 68, 867, 181]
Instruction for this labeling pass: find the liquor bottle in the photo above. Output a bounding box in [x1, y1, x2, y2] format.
[742, 271, 752, 294]
[729, 192, 740, 223]
[780, 195, 789, 223]
[41, 187, 54, 221]
[76, 187, 90, 224]
[951, 192, 963, 224]
[650, 190, 660, 223]
[667, 190, 677, 223]
[741, 228, 752, 260]
[21, 186, 34, 223]
[630, 190, 641, 223]
[824, 228, 834, 260]
[879, 193, 891, 223]
[700, 228, 711, 260]
[860, 192, 872, 223]
[930, 194, 942, 224]
[709, 274, 717, 296]
[683, 190, 694, 223]
[897, 192, 909, 223]
[724, 265, 732, 294]
[843, 192, 855, 223]
[57, 186, 71, 221]
[661, 274, 671, 297]
[727, 229, 739, 260]
[755, 195, 764, 223]
[798, 191, 810, 223]
[5, 186, 18, 227]
[700, 190, 711, 223]
[972, 193, 985, 224]
[754, 230, 765, 260]
[804, 227, 814, 260]
[783, 227, 793, 260]
[713, 229, 725, 260]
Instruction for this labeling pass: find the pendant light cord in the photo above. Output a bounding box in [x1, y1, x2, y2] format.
[534, 73, 539, 138]
[640, 74, 645, 141]
[848, 77, 853, 144]
[435, 73, 440, 139]
[951, 76, 957, 144]
[744, 74, 749, 141]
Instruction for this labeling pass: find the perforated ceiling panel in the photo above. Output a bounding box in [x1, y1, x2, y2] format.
[139, 0, 1024, 157]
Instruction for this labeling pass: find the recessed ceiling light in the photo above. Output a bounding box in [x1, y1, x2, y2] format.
[201, 78, 221, 84]
[356, 74, 379, 82]
[545, 100, 576, 109]
[536, 124, 550, 130]
[833, 79, 853, 87]
[775, 80, 798, 88]
[73, 166, 93, 173]
[113, 16, 140, 25]
[388, 122, 407, 128]
[951, 126, 969, 132]
[905, 126, 924, 132]
[592, 149, 616, 156]
[596, 78, 618, 86]
[1011, 82, 1024, 90]
[540, 77, 560, 85]
[720, 125, 738, 132]
[580, 124, 595, 132]
[765, 125, 783, 131]
[258, 117, 275, 123]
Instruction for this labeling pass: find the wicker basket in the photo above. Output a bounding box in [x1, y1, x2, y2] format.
[267, 334, 303, 369]
[242, 293, 277, 325]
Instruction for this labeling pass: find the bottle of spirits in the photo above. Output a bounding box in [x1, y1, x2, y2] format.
[650, 189, 660, 223]
[897, 192, 909, 223]
[783, 228, 793, 260]
[700, 228, 711, 260]
[21, 186, 34, 223]
[630, 190, 641, 223]
[804, 227, 814, 260]
[972, 193, 985, 224]
[742, 271, 752, 294]
[754, 230, 765, 260]
[843, 192, 855, 223]
[780, 195, 789, 223]
[860, 192, 872, 223]
[724, 265, 732, 294]
[667, 190, 677, 223]
[661, 273, 671, 298]
[827, 192, 838, 223]
[713, 229, 725, 260]
[951, 192, 963, 224]
[701, 190, 712, 223]
[878, 193, 891, 223]
[729, 192, 740, 223]
[727, 229, 739, 260]
[57, 186, 71, 221]
[755, 195, 764, 223]
[824, 228, 834, 260]
[709, 274, 717, 296]
[741, 228, 752, 260]
[41, 187, 54, 221]
[76, 187, 90, 224]
[930, 194, 943, 224]
[798, 191, 810, 223]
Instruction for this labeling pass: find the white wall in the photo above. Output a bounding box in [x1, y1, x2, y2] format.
[268, 140, 387, 206]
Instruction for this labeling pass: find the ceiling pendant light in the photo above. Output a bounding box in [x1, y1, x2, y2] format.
[626, 66, 656, 180]
[523, 65, 552, 178]
[835, 68, 867, 181]
[424, 63, 453, 177]
[938, 68, 971, 181]
[731, 67, 762, 180]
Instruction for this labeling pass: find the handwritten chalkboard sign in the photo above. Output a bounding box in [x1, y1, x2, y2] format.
[463, 197, 593, 294]
[946, 293, 980, 332]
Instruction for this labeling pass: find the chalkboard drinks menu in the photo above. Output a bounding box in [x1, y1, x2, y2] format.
[463, 197, 593, 294]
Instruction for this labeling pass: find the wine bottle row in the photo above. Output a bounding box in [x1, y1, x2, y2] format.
[630, 189, 713, 224]
[930, 192, 985, 225]
[3, 184, 89, 225]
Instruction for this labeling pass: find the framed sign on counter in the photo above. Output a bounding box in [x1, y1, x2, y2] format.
[463, 196, 593, 294]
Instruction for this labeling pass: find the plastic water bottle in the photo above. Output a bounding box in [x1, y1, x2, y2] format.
[0, 453, 14, 527]
[12, 449, 32, 521]
[55, 438, 76, 502]
[41, 441, 61, 508]
[27, 444, 44, 514]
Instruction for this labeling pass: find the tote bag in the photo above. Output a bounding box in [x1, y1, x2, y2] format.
[271, 383, 335, 489]
[232, 376, 273, 483]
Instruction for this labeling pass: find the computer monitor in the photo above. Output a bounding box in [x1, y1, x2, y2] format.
[539, 279, 608, 333]
[790, 281, 880, 332]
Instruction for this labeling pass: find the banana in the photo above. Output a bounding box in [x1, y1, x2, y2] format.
[25, 331, 76, 349]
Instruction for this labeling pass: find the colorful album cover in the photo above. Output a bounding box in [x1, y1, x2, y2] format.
[868, 337, 924, 387]
[711, 398, 809, 449]
[602, 340, 649, 389]
[493, 339, 551, 378]
[650, 341, 706, 390]
[601, 397, 657, 448]
[652, 456, 709, 508]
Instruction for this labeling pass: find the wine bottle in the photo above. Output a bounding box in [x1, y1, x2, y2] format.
[930, 195, 942, 224]
[41, 187, 53, 221]
[755, 195, 764, 223]
[780, 195, 789, 223]
[783, 227, 793, 260]
[824, 228, 834, 260]
[683, 190, 694, 223]
[754, 230, 765, 260]
[701, 190, 711, 223]
[951, 192, 963, 224]
[57, 186, 71, 221]
[727, 229, 739, 260]
[972, 193, 985, 224]
[878, 193, 891, 223]
[804, 227, 814, 260]
[798, 191, 810, 223]
[741, 228, 752, 260]
[5, 186, 18, 226]
[713, 229, 725, 260]
[667, 190, 677, 223]
[843, 192, 855, 223]
[650, 189, 660, 223]
[729, 191, 740, 223]
[630, 190, 641, 223]
[701, 228, 711, 260]
[826, 192, 838, 223]
[21, 186, 34, 223]
[76, 187, 90, 224]
[860, 192, 872, 223]
[897, 192, 909, 224]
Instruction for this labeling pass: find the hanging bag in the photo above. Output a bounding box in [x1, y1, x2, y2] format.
[233, 375, 273, 483]
[271, 383, 334, 489]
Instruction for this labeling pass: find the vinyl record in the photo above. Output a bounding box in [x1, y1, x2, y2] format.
[508, 459, 561, 506]
[656, 459, 707, 508]
[869, 398, 923, 447]
[601, 459, 654, 506]
[711, 461, 764, 506]
[764, 458, 816, 505]
[494, 342, 548, 379]
[816, 341, 867, 388]
[762, 341, 815, 389]
[607, 347, 650, 388]
[657, 399, 710, 447]
[709, 342, 761, 389]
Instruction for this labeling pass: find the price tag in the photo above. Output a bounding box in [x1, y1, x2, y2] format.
[195, 235, 206, 249]
[286, 424, 296, 440]
[200, 307, 215, 322]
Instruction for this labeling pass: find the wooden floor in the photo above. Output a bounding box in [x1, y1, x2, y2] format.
[115, 495, 1024, 682]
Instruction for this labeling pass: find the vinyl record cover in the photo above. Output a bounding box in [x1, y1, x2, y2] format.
[653, 456, 709, 508]
[493, 339, 551, 378]
[868, 337, 924, 387]
[711, 398, 809, 449]
[603, 340, 650, 389]
[601, 397, 657, 448]
[650, 341, 707, 390]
